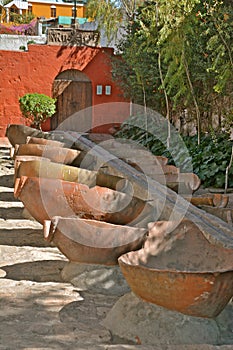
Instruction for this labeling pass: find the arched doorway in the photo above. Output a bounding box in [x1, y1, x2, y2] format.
[51, 69, 92, 130]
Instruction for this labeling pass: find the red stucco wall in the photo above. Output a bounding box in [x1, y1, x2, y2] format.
[0, 45, 129, 137]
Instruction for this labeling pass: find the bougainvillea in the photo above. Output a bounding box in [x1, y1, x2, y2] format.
[0, 18, 37, 35]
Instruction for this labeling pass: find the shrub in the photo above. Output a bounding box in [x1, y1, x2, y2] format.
[19, 93, 56, 130]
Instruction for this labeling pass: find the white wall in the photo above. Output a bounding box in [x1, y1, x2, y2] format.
[0, 34, 46, 51]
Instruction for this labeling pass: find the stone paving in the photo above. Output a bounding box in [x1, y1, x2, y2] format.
[0, 138, 232, 350]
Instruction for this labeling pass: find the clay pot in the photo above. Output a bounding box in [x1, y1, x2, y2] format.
[102, 140, 168, 166]
[5, 124, 47, 146]
[101, 165, 201, 194]
[14, 155, 50, 170]
[44, 216, 148, 265]
[15, 159, 128, 191]
[189, 193, 229, 208]
[14, 143, 80, 165]
[14, 176, 150, 225]
[14, 156, 50, 183]
[162, 173, 201, 193]
[26, 136, 65, 148]
[118, 219, 233, 318]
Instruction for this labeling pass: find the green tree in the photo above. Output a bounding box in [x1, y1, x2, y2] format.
[19, 93, 56, 131]
[112, 0, 233, 140]
[86, 0, 141, 41]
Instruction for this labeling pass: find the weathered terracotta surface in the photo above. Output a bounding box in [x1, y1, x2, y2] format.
[44, 216, 148, 265]
[123, 161, 201, 193]
[14, 155, 51, 170]
[99, 139, 200, 192]
[189, 194, 229, 208]
[26, 136, 65, 148]
[5, 124, 47, 146]
[101, 139, 168, 166]
[155, 173, 201, 193]
[200, 205, 233, 225]
[14, 143, 80, 165]
[126, 163, 179, 175]
[15, 159, 128, 191]
[118, 219, 233, 318]
[14, 156, 50, 182]
[101, 164, 201, 193]
[14, 176, 150, 225]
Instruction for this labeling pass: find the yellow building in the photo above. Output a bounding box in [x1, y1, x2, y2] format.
[28, 0, 86, 20]
[2, 0, 87, 24]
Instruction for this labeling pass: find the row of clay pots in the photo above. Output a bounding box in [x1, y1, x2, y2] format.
[12, 136, 152, 267]
[7, 128, 233, 319]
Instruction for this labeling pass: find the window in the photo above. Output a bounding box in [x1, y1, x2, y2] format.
[96, 85, 103, 95]
[28, 4, 32, 13]
[50, 6, 56, 18]
[105, 85, 111, 95]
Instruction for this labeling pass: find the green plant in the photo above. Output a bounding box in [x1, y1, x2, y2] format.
[9, 13, 35, 24]
[19, 93, 56, 130]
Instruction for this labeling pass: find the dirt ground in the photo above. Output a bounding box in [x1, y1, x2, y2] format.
[0, 138, 232, 350]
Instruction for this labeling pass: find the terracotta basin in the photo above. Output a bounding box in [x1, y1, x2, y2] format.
[118, 219, 233, 318]
[15, 159, 128, 191]
[14, 176, 149, 225]
[26, 136, 65, 147]
[14, 143, 80, 165]
[44, 216, 148, 265]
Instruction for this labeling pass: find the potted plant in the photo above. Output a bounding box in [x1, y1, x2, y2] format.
[19, 93, 56, 130]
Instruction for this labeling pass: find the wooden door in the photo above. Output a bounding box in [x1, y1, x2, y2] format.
[51, 69, 92, 131]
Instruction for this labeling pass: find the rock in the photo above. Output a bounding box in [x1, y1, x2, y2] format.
[61, 262, 130, 296]
[102, 292, 233, 346]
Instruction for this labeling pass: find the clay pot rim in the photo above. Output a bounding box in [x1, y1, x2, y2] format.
[118, 252, 233, 274]
[44, 216, 148, 245]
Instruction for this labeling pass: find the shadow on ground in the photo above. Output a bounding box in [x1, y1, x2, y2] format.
[0, 260, 67, 283]
[0, 228, 49, 247]
[0, 207, 24, 219]
[0, 192, 19, 201]
[0, 174, 14, 187]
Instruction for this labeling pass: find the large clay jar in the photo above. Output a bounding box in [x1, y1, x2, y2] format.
[118, 219, 233, 318]
[14, 176, 151, 226]
[44, 216, 148, 265]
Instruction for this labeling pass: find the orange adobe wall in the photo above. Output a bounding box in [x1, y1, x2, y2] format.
[0, 45, 129, 137]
